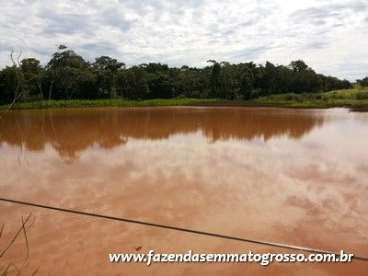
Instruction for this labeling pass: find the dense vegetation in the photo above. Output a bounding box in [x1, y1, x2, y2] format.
[0, 45, 358, 105]
[2, 88, 367, 110]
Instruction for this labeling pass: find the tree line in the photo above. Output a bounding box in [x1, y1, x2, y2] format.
[0, 45, 354, 104]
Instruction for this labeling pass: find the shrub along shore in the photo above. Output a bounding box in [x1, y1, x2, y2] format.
[1, 88, 368, 111]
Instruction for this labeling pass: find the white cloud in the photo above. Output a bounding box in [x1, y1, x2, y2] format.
[0, 0, 367, 80]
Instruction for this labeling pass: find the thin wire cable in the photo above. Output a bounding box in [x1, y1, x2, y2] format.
[0, 197, 367, 261]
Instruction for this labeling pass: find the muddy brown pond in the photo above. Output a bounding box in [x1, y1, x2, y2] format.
[0, 107, 367, 275]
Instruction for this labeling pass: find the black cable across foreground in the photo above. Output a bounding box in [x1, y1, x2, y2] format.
[0, 197, 367, 262]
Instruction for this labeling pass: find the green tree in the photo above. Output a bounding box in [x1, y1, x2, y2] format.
[93, 56, 125, 98]
[45, 45, 95, 99]
[0, 66, 17, 104]
[357, 77, 368, 87]
[207, 60, 222, 98]
[117, 66, 149, 99]
[21, 58, 43, 99]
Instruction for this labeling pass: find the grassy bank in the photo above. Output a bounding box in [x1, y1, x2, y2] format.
[0, 98, 220, 110]
[1, 88, 368, 110]
[250, 88, 368, 109]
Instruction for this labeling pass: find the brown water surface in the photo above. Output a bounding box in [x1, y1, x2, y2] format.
[0, 107, 367, 275]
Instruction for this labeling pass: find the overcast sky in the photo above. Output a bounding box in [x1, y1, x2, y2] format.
[0, 0, 367, 80]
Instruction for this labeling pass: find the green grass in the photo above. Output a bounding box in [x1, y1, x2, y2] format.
[1, 88, 368, 110]
[250, 88, 368, 109]
[0, 98, 220, 110]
